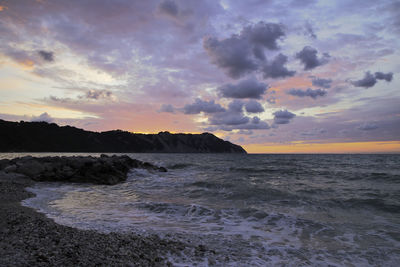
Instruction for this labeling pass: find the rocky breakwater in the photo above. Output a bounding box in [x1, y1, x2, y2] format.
[0, 154, 167, 185]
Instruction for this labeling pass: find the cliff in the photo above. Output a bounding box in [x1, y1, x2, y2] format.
[0, 120, 246, 153]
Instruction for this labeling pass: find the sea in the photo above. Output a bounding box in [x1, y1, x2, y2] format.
[2, 153, 400, 266]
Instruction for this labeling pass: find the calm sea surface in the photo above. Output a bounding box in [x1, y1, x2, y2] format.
[3, 153, 400, 266]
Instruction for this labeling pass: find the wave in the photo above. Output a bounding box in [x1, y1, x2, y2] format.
[166, 163, 197, 169]
[331, 198, 400, 213]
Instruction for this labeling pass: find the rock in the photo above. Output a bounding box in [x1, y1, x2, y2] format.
[16, 160, 45, 178]
[0, 159, 10, 170]
[158, 167, 167, 172]
[1, 155, 167, 185]
[4, 164, 17, 173]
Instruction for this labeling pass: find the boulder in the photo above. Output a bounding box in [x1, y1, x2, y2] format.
[1, 155, 167, 185]
[16, 160, 45, 178]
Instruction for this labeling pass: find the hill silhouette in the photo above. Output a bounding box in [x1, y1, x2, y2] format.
[0, 120, 246, 153]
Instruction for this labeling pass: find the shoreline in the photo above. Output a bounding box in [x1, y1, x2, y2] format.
[0, 156, 213, 266]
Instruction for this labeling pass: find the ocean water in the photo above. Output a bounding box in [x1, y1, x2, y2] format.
[4, 153, 400, 266]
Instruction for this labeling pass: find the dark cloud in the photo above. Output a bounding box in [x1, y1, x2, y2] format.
[228, 100, 244, 112]
[209, 111, 250, 126]
[351, 71, 377, 88]
[242, 21, 285, 50]
[203, 36, 257, 79]
[183, 98, 225, 114]
[203, 22, 285, 78]
[208, 113, 270, 130]
[159, 104, 175, 113]
[206, 99, 268, 131]
[158, 0, 179, 17]
[357, 122, 378, 131]
[85, 90, 113, 100]
[261, 53, 295, 79]
[311, 77, 332, 88]
[245, 100, 264, 113]
[273, 110, 296, 124]
[287, 88, 327, 99]
[38, 50, 54, 62]
[218, 78, 268, 99]
[31, 112, 54, 123]
[352, 71, 394, 88]
[295, 46, 330, 70]
[374, 72, 393, 82]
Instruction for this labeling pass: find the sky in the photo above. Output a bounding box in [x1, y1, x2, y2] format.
[0, 0, 399, 153]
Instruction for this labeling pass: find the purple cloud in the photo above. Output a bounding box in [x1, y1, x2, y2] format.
[311, 77, 332, 88]
[287, 88, 327, 99]
[351, 72, 377, 88]
[261, 53, 295, 79]
[218, 78, 268, 99]
[374, 72, 393, 82]
[203, 21, 285, 78]
[273, 110, 296, 124]
[296, 46, 330, 70]
[183, 98, 225, 114]
[245, 100, 264, 113]
[38, 50, 54, 62]
[158, 0, 179, 17]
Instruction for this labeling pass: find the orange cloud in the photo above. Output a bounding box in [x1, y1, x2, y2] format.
[244, 141, 400, 154]
[19, 59, 35, 68]
[0, 5, 7, 11]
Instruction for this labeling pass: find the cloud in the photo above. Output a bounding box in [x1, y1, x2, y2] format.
[218, 78, 268, 99]
[351, 71, 394, 88]
[287, 88, 327, 99]
[261, 53, 295, 79]
[311, 77, 332, 88]
[209, 111, 249, 126]
[206, 99, 269, 130]
[232, 118, 270, 130]
[273, 109, 296, 124]
[295, 46, 330, 70]
[203, 21, 285, 78]
[158, 0, 179, 17]
[159, 104, 175, 113]
[183, 98, 225, 114]
[245, 100, 264, 113]
[242, 21, 285, 50]
[300, 128, 326, 136]
[38, 50, 54, 62]
[208, 113, 270, 130]
[358, 122, 378, 131]
[203, 36, 258, 79]
[31, 112, 54, 123]
[351, 71, 377, 88]
[85, 90, 113, 100]
[304, 21, 317, 39]
[374, 72, 393, 82]
[228, 99, 244, 112]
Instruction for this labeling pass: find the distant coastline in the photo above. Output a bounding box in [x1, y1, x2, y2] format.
[0, 119, 246, 154]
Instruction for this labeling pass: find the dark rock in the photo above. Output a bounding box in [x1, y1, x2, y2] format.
[1, 155, 167, 185]
[0, 159, 10, 170]
[16, 160, 45, 178]
[4, 164, 17, 173]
